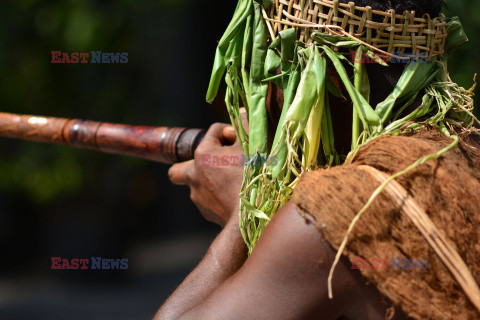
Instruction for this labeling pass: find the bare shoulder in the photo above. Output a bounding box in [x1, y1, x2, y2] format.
[176, 198, 409, 320]
[235, 202, 402, 320]
[183, 202, 349, 320]
[289, 130, 480, 320]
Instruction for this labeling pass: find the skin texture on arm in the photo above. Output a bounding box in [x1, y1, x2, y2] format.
[153, 216, 248, 320]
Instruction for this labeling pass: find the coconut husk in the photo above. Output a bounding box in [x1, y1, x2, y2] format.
[292, 129, 480, 320]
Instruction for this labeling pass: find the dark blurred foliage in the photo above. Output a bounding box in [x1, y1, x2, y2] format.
[0, 0, 234, 204]
[0, 0, 237, 257]
[0, 0, 236, 318]
[446, 0, 480, 115]
[0, 0, 477, 319]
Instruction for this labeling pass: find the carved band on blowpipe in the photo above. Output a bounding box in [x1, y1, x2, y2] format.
[0, 112, 205, 164]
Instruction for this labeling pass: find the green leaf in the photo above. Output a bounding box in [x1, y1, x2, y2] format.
[261, 0, 273, 9]
[240, 196, 271, 221]
[326, 75, 345, 99]
[366, 50, 388, 66]
[265, 48, 281, 77]
[270, 66, 300, 179]
[375, 61, 439, 124]
[322, 45, 380, 130]
[248, 1, 269, 156]
[206, 0, 253, 103]
[285, 46, 318, 127]
[445, 17, 468, 56]
[321, 96, 337, 165]
[352, 47, 370, 148]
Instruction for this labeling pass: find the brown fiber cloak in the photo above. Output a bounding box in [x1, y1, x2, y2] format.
[293, 130, 480, 320]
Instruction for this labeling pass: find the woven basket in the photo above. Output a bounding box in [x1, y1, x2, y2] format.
[263, 0, 447, 61]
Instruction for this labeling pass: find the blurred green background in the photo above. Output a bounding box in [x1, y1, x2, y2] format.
[0, 0, 477, 319]
[447, 0, 479, 109]
[0, 0, 232, 204]
[0, 0, 235, 319]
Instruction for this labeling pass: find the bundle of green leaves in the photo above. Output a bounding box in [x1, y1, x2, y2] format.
[207, 0, 477, 253]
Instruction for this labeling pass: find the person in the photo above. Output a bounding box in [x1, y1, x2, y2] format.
[154, 1, 480, 319]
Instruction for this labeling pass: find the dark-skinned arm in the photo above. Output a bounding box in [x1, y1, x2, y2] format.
[155, 123, 248, 319]
[154, 215, 247, 319]
[156, 202, 361, 320]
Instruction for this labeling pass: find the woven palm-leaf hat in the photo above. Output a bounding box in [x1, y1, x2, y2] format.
[262, 0, 447, 61]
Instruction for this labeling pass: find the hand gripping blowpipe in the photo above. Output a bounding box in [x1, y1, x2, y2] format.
[0, 112, 205, 164]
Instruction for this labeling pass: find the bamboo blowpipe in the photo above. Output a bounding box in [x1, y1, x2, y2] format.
[0, 112, 205, 164]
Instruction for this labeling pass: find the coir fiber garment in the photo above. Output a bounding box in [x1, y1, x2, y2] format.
[293, 129, 480, 320]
